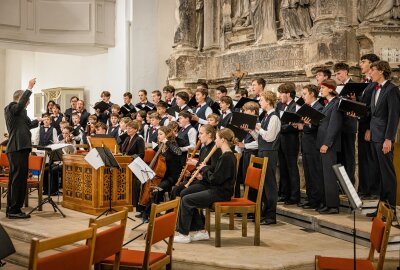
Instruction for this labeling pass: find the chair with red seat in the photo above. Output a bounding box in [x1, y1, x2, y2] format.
[88, 209, 128, 270]
[205, 155, 268, 247]
[315, 201, 393, 270]
[0, 153, 46, 210]
[100, 198, 180, 270]
[28, 226, 97, 270]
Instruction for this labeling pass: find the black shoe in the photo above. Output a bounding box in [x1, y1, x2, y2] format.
[277, 197, 286, 203]
[366, 211, 377, 218]
[247, 213, 255, 220]
[316, 205, 326, 212]
[319, 207, 339, 214]
[284, 200, 298, 205]
[7, 212, 31, 219]
[297, 201, 308, 207]
[302, 203, 318, 209]
[260, 219, 276, 225]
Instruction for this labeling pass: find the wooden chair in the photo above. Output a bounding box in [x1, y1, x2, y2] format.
[100, 198, 180, 270]
[28, 226, 97, 270]
[205, 155, 268, 247]
[144, 148, 155, 164]
[315, 202, 394, 270]
[0, 153, 9, 209]
[88, 209, 128, 270]
[26, 154, 47, 210]
[0, 154, 46, 210]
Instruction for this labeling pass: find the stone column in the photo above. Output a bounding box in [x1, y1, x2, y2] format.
[203, 0, 220, 51]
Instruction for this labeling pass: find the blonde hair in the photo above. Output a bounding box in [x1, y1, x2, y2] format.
[260, 91, 277, 107]
[217, 128, 238, 146]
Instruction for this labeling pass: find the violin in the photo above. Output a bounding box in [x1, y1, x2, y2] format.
[138, 142, 167, 206]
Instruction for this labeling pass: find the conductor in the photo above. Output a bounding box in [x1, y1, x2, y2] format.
[5, 78, 41, 219]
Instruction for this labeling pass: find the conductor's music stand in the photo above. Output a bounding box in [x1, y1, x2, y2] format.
[333, 164, 363, 270]
[28, 147, 66, 217]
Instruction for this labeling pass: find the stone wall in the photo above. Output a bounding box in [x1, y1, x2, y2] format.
[167, 0, 400, 93]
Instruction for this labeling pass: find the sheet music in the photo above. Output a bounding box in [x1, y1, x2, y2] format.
[338, 166, 362, 209]
[128, 157, 155, 184]
[84, 148, 105, 170]
[46, 143, 73, 151]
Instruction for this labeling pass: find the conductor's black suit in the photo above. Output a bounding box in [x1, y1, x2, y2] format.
[5, 90, 39, 215]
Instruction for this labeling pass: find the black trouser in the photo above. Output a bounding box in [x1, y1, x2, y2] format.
[357, 132, 380, 196]
[258, 150, 278, 222]
[338, 132, 356, 185]
[371, 142, 397, 207]
[177, 186, 218, 235]
[321, 149, 339, 208]
[7, 149, 30, 214]
[278, 134, 300, 202]
[302, 150, 324, 206]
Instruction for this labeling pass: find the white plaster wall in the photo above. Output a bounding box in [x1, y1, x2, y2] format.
[0, 49, 5, 136]
[131, 0, 176, 96]
[2, 0, 128, 118]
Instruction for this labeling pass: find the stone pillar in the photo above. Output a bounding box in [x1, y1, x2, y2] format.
[312, 0, 351, 35]
[203, 0, 220, 51]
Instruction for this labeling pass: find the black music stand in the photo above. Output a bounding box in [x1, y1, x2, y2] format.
[87, 147, 121, 219]
[28, 147, 66, 217]
[333, 164, 363, 270]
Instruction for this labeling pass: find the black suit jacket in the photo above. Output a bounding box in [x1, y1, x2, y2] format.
[79, 110, 90, 129]
[5, 90, 39, 153]
[358, 82, 377, 133]
[218, 112, 232, 128]
[370, 81, 400, 143]
[301, 102, 324, 154]
[316, 97, 343, 151]
[121, 134, 145, 158]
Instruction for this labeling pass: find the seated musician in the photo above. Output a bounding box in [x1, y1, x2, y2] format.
[140, 126, 183, 220]
[43, 126, 76, 195]
[120, 120, 145, 158]
[174, 128, 237, 244]
[171, 124, 221, 200]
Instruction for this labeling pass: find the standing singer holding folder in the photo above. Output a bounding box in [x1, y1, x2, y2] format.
[316, 79, 343, 214]
[294, 85, 324, 210]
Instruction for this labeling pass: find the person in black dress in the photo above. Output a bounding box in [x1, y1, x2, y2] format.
[174, 128, 237, 244]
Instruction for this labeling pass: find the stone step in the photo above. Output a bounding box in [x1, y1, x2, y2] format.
[276, 202, 400, 251]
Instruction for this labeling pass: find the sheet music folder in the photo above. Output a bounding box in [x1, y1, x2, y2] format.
[281, 111, 301, 124]
[338, 98, 367, 117]
[339, 83, 367, 97]
[333, 164, 362, 210]
[85, 147, 120, 170]
[296, 104, 326, 125]
[231, 112, 258, 130]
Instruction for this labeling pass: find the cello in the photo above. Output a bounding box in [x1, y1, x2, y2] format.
[139, 143, 167, 206]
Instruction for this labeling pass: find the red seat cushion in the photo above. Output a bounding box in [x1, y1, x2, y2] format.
[102, 249, 167, 267]
[37, 245, 91, 270]
[317, 256, 375, 270]
[215, 198, 256, 207]
[370, 216, 385, 252]
[92, 225, 125, 264]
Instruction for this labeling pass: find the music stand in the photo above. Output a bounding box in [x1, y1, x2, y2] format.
[28, 146, 67, 217]
[333, 164, 363, 270]
[88, 136, 120, 154]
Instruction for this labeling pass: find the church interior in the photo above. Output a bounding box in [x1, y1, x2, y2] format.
[0, 0, 400, 269]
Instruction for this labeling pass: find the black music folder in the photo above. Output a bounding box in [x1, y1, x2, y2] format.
[120, 105, 136, 116]
[295, 96, 305, 106]
[167, 106, 179, 117]
[234, 97, 258, 109]
[281, 111, 302, 124]
[338, 98, 367, 118]
[231, 112, 258, 130]
[187, 96, 198, 108]
[296, 104, 326, 125]
[226, 124, 248, 141]
[136, 105, 153, 113]
[339, 83, 367, 97]
[211, 102, 221, 115]
[94, 101, 110, 112]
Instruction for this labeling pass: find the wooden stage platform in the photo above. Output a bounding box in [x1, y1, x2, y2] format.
[0, 195, 400, 270]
